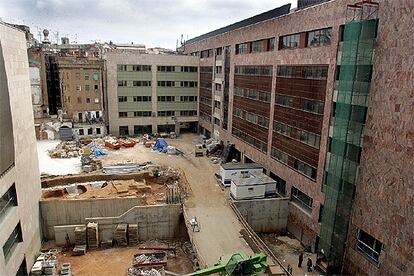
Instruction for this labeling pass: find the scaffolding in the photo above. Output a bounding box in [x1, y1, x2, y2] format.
[318, 1, 378, 273]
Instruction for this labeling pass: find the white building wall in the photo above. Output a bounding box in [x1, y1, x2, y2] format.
[0, 23, 42, 275]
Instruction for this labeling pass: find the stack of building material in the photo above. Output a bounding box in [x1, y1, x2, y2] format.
[87, 222, 99, 248]
[128, 224, 139, 245]
[115, 223, 128, 246]
[74, 226, 86, 245]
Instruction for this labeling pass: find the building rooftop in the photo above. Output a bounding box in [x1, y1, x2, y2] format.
[231, 172, 276, 186]
[185, 4, 291, 45]
[221, 163, 263, 170]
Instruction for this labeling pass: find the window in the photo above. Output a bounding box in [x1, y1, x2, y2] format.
[236, 43, 249, 54]
[119, 112, 128, 118]
[307, 28, 332, 47]
[132, 65, 151, 71]
[157, 96, 175, 102]
[274, 122, 291, 136]
[118, 80, 127, 87]
[251, 40, 264, 53]
[234, 66, 272, 76]
[276, 95, 293, 107]
[234, 107, 242, 118]
[246, 112, 258, 124]
[181, 66, 197, 72]
[271, 147, 288, 164]
[300, 130, 321, 148]
[180, 110, 197, 116]
[133, 96, 151, 102]
[214, 100, 220, 109]
[180, 81, 197, 87]
[291, 187, 313, 214]
[215, 83, 222, 91]
[77, 97, 81, 103]
[117, 65, 127, 71]
[79, 129, 84, 135]
[280, 33, 300, 49]
[76, 85, 81, 91]
[95, 98, 99, 103]
[133, 81, 151, 87]
[268, 38, 275, 51]
[215, 47, 222, 56]
[119, 126, 129, 136]
[300, 99, 324, 114]
[295, 160, 317, 179]
[93, 72, 99, 81]
[269, 173, 286, 196]
[118, 96, 127, 102]
[85, 85, 90, 91]
[0, 184, 17, 219]
[3, 222, 23, 261]
[84, 72, 89, 80]
[157, 66, 175, 72]
[180, 96, 197, 102]
[133, 111, 151, 117]
[96, 128, 101, 135]
[87, 128, 93, 135]
[86, 98, 91, 103]
[157, 111, 175, 116]
[157, 81, 175, 87]
[214, 117, 220, 126]
[215, 66, 222, 74]
[75, 73, 80, 80]
[357, 229, 382, 265]
[94, 84, 98, 91]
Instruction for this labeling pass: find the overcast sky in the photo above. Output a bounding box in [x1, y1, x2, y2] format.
[0, 0, 295, 49]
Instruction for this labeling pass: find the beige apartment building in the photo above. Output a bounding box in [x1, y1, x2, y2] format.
[0, 23, 42, 275]
[58, 56, 105, 137]
[106, 50, 199, 136]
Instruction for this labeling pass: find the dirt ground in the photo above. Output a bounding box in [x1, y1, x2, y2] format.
[260, 233, 318, 276]
[43, 239, 194, 276]
[99, 134, 254, 266]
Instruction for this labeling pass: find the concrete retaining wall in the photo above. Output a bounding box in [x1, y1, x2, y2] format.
[40, 198, 181, 240]
[85, 204, 184, 242]
[233, 197, 289, 233]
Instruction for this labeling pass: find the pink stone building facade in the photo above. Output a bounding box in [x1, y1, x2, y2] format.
[184, 0, 414, 274]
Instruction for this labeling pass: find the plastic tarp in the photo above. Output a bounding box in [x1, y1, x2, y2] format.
[92, 148, 107, 157]
[153, 138, 168, 153]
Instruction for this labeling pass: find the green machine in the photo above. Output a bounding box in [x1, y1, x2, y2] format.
[187, 252, 268, 276]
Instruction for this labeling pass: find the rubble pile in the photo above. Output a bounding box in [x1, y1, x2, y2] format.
[48, 141, 81, 158]
[132, 252, 167, 267]
[127, 267, 163, 276]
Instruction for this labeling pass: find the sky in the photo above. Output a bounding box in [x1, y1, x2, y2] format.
[0, 0, 295, 49]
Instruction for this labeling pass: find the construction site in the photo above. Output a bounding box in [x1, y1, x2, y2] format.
[33, 133, 315, 276]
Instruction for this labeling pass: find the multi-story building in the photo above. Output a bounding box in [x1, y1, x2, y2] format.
[184, 0, 413, 274]
[58, 56, 106, 137]
[0, 22, 42, 275]
[107, 50, 199, 136]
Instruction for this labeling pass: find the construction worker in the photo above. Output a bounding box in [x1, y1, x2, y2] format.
[307, 257, 313, 272]
[298, 252, 304, 268]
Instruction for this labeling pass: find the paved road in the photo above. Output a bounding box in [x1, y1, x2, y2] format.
[168, 135, 254, 267]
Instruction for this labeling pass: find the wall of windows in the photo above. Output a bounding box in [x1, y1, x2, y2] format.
[180, 81, 198, 87]
[157, 96, 175, 102]
[157, 66, 175, 72]
[157, 81, 175, 87]
[133, 111, 151, 117]
[3, 222, 23, 261]
[133, 81, 151, 87]
[180, 96, 197, 102]
[133, 96, 151, 102]
[277, 65, 328, 80]
[0, 184, 17, 220]
[180, 110, 197, 116]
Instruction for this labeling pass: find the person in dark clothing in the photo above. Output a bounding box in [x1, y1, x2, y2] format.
[298, 252, 304, 267]
[287, 264, 293, 275]
[307, 258, 313, 272]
